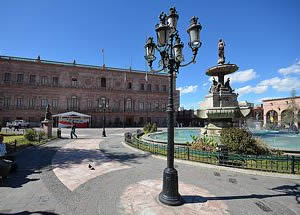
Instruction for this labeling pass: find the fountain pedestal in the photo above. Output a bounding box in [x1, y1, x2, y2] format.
[198, 48, 251, 135]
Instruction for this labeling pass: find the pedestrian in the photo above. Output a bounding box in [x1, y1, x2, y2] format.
[0, 134, 17, 172]
[70, 124, 78, 139]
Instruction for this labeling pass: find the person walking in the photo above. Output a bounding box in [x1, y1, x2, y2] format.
[70, 124, 78, 139]
[0, 134, 17, 172]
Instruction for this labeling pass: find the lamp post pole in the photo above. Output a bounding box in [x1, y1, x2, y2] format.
[100, 100, 108, 137]
[144, 7, 202, 206]
[102, 107, 106, 137]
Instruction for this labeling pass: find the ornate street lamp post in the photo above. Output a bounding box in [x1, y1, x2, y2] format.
[99, 99, 109, 137]
[145, 7, 202, 206]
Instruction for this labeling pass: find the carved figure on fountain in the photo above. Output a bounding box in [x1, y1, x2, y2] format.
[217, 39, 225, 65]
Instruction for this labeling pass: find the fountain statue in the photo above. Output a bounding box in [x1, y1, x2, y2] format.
[198, 39, 252, 136]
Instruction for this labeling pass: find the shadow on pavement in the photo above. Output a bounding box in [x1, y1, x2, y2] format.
[1, 142, 150, 188]
[99, 149, 150, 165]
[183, 183, 300, 204]
[0, 211, 58, 215]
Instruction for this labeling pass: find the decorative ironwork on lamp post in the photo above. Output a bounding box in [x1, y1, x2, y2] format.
[144, 7, 202, 206]
[99, 99, 109, 137]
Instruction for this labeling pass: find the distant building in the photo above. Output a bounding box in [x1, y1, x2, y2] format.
[0, 55, 180, 127]
[263, 97, 300, 128]
[176, 109, 204, 127]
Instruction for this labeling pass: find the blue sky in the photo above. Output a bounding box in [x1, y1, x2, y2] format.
[1, 0, 300, 109]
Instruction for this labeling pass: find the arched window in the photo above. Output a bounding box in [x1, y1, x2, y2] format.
[101, 77, 106, 88]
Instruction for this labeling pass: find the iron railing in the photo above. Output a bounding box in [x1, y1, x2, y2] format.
[125, 134, 300, 174]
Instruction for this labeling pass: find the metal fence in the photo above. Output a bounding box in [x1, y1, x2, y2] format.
[125, 134, 300, 174]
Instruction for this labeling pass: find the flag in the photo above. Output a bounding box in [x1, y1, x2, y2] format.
[124, 71, 127, 82]
[145, 72, 148, 82]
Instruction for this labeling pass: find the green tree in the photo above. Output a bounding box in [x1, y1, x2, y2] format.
[281, 89, 300, 127]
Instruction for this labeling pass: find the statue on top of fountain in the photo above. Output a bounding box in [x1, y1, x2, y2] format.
[218, 39, 225, 65]
[209, 77, 233, 93]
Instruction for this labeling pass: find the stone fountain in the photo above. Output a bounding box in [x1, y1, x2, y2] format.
[198, 39, 251, 136]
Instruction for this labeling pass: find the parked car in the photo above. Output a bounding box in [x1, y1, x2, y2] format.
[6, 120, 30, 129]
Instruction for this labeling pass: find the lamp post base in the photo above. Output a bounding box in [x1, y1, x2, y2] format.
[102, 130, 106, 137]
[159, 167, 184, 206]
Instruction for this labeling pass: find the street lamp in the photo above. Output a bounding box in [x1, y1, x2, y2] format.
[145, 7, 202, 206]
[99, 99, 109, 137]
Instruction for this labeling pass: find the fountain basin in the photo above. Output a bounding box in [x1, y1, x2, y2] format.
[145, 129, 300, 152]
[206, 64, 238, 76]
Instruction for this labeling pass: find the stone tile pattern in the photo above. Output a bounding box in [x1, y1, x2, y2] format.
[119, 179, 229, 215]
[52, 139, 130, 191]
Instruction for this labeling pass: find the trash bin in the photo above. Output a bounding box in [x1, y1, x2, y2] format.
[57, 128, 61, 138]
[218, 144, 228, 164]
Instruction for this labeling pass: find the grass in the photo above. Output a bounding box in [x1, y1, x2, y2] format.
[1, 132, 57, 154]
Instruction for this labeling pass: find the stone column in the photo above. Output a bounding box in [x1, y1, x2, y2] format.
[42, 119, 53, 138]
[277, 113, 281, 126]
[263, 114, 267, 128]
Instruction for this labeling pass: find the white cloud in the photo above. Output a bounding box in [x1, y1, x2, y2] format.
[227, 69, 257, 83]
[236, 76, 300, 96]
[177, 85, 198, 95]
[278, 60, 300, 75]
[255, 97, 280, 103]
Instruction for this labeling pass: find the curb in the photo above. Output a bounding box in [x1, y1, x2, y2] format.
[122, 141, 300, 180]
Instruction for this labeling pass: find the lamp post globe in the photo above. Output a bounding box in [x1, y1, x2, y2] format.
[144, 7, 202, 206]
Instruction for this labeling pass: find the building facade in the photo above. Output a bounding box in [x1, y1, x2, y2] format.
[263, 97, 300, 128]
[0, 55, 180, 127]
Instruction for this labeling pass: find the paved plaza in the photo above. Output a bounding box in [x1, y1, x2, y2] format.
[0, 128, 299, 215]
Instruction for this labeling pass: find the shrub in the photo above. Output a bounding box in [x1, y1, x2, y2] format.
[189, 135, 218, 151]
[24, 129, 37, 141]
[220, 128, 270, 155]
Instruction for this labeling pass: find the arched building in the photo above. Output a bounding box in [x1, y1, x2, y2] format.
[263, 97, 300, 128]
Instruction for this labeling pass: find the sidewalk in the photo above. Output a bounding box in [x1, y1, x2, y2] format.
[0, 128, 299, 215]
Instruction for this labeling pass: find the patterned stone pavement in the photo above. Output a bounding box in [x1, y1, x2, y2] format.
[52, 139, 130, 191]
[119, 179, 229, 215]
[0, 128, 299, 215]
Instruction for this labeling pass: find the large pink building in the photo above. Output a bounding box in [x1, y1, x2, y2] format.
[263, 97, 300, 128]
[0, 55, 180, 127]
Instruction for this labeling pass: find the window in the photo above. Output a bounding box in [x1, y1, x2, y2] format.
[16, 98, 23, 108]
[41, 76, 48, 85]
[41, 99, 48, 108]
[140, 83, 145, 91]
[155, 102, 159, 111]
[139, 102, 144, 111]
[127, 82, 132, 89]
[0, 98, 3, 108]
[17, 74, 24, 83]
[162, 103, 166, 111]
[155, 84, 159, 91]
[29, 98, 36, 109]
[147, 103, 152, 112]
[53, 77, 59, 86]
[147, 84, 152, 91]
[52, 99, 58, 109]
[30, 75, 36, 84]
[4, 97, 11, 108]
[71, 78, 78, 87]
[87, 100, 93, 110]
[162, 85, 167, 92]
[101, 77, 106, 88]
[71, 96, 78, 109]
[126, 98, 132, 111]
[4, 73, 11, 82]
